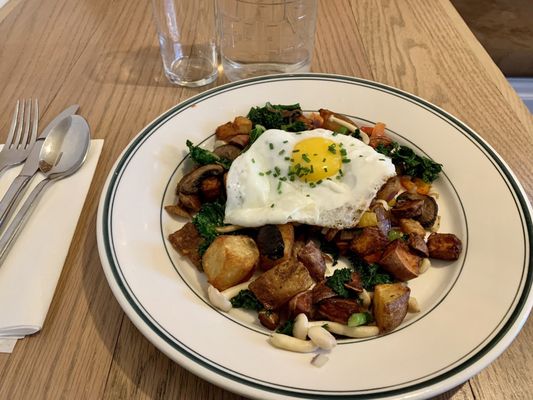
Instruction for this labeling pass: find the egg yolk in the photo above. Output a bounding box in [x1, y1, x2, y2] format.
[290, 137, 342, 182]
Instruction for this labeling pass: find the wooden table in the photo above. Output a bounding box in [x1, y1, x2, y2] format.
[0, 0, 531, 398]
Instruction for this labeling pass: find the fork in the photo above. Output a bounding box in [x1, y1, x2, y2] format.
[0, 99, 39, 174]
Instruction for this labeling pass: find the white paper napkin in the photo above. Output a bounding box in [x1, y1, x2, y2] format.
[0, 139, 103, 352]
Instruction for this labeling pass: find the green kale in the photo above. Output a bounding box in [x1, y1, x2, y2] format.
[247, 102, 305, 131]
[376, 142, 442, 183]
[192, 201, 225, 255]
[276, 319, 295, 335]
[248, 124, 266, 146]
[350, 255, 393, 290]
[186, 140, 231, 169]
[230, 290, 264, 311]
[325, 268, 354, 298]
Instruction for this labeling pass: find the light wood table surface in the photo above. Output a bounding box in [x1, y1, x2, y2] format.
[0, 0, 531, 398]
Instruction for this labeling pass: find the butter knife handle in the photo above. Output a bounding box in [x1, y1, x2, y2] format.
[0, 178, 51, 266]
[0, 175, 33, 230]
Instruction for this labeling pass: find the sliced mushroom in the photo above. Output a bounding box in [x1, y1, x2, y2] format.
[393, 192, 438, 228]
[213, 144, 242, 161]
[177, 164, 225, 195]
[427, 233, 462, 260]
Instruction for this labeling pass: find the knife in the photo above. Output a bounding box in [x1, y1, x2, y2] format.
[0, 105, 80, 230]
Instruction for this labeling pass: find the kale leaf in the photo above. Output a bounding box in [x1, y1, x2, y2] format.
[248, 124, 266, 147]
[325, 268, 354, 298]
[276, 319, 295, 335]
[376, 141, 442, 183]
[230, 290, 263, 311]
[247, 102, 305, 131]
[192, 201, 225, 255]
[186, 140, 231, 169]
[350, 255, 393, 290]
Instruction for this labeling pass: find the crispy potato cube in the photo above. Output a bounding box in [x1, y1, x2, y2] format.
[233, 116, 252, 134]
[379, 240, 420, 281]
[373, 283, 410, 332]
[202, 235, 259, 291]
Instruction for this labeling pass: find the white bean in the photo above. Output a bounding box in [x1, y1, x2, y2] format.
[221, 280, 252, 299]
[419, 258, 431, 274]
[293, 313, 309, 340]
[207, 284, 232, 312]
[311, 353, 329, 368]
[310, 321, 379, 338]
[308, 326, 337, 350]
[360, 131, 370, 145]
[329, 115, 358, 132]
[269, 333, 318, 353]
[408, 297, 421, 313]
[359, 289, 372, 309]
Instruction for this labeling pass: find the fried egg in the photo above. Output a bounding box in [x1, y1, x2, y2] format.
[224, 128, 396, 228]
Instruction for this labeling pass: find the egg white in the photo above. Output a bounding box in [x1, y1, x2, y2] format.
[224, 129, 396, 228]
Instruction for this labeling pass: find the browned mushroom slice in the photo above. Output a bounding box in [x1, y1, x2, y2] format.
[257, 224, 294, 270]
[350, 226, 389, 256]
[177, 164, 225, 195]
[168, 222, 204, 270]
[427, 233, 462, 260]
[213, 144, 242, 161]
[164, 204, 190, 218]
[228, 134, 250, 148]
[249, 260, 314, 310]
[317, 298, 360, 324]
[376, 176, 402, 202]
[393, 192, 438, 228]
[297, 240, 326, 282]
[407, 233, 429, 257]
[379, 240, 420, 281]
[178, 193, 202, 213]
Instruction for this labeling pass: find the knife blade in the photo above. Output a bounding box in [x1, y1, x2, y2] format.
[0, 105, 80, 230]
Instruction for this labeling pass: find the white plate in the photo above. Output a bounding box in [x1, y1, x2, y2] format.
[97, 74, 532, 399]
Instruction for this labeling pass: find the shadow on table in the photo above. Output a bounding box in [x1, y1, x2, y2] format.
[87, 45, 226, 90]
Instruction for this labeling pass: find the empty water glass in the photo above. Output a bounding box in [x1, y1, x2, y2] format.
[152, 0, 218, 87]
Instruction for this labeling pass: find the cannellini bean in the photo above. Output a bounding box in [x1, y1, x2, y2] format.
[308, 326, 337, 350]
[358, 289, 372, 309]
[408, 297, 421, 313]
[293, 313, 309, 340]
[207, 284, 232, 312]
[309, 321, 379, 338]
[221, 280, 252, 299]
[329, 115, 358, 132]
[311, 353, 329, 368]
[419, 258, 431, 274]
[215, 224, 244, 233]
[269, 333, 318, 353]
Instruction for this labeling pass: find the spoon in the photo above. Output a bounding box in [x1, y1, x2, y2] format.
[0, 115, 90, 266]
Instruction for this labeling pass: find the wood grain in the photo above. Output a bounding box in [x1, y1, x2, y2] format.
[0, 0, 530, 399]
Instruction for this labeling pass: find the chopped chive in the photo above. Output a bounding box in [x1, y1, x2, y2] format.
[269, 143, 274, 150]
[278, 149, 285, 155]
[292, 149, 300, 153]
[266, 170, 272, 175]
[328, 144, 337, 154]
[284, 156, 290, 161]
[342, 159, 351, 163]
[270, 203, 275, 208]
[302, 153, 311, 163]
[283, 140, 288, 143]
[259, 172, 265, 176]
[252, 158, 256, 163]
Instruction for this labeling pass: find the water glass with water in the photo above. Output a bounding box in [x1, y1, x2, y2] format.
[215, 0, 318, 82]
[152, 0, 218, 87]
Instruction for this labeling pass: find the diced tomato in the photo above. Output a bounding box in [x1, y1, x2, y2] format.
[360, 126, 374, 135]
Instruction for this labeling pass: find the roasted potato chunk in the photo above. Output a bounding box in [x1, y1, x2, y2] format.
[379, 240, 420, 281]
[168, 223, 203, 270]
[350, 226, 388, 256]
[202, 235, 259, 291]
[373, 283, 410, 332]
[427, 233, 462, 260]
[249, 259, 314, 310]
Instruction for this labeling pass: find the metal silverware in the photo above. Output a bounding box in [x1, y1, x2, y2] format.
[0, 115, 90, 266]
[0, 105, 79, 231]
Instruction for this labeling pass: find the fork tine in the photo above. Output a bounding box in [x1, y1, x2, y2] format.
[29, 99, 39, 147]
[5, 100, 20, 148]
[19, 99, 32, 149]
[12, 100, 25, 150]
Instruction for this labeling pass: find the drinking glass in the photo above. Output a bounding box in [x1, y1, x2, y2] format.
[152, 0, 218, 87]
[215, 0, 318, 82]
